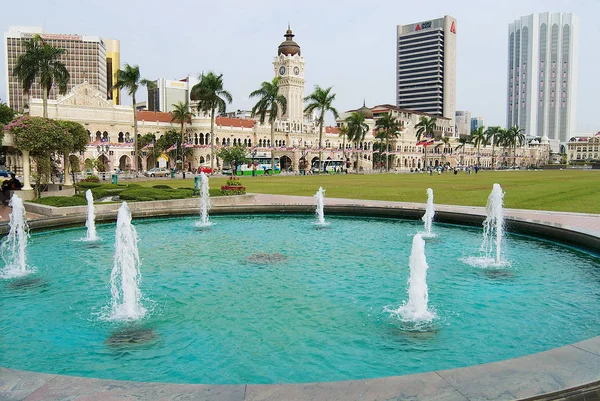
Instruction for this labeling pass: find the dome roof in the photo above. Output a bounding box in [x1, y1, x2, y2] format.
[358, 101, 373, 119]
[278, 27, 301, 56]
[541, 135, 550, 144]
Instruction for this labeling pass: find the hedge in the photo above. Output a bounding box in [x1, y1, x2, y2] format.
[31, 196, 88, 207]
[118, 187, 195, 201]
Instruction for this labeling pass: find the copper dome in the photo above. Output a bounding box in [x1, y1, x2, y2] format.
[358, 101, 373, 119]
[278, 27, 301, 56]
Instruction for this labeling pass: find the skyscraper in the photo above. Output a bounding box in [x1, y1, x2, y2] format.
[455, 110, 471, 137]
[396, 16, 457, 121]
[3, 26, 120, 112]
[506, 13, 578, 142]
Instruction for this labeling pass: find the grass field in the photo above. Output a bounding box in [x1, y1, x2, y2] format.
[135, 170, 600, 214]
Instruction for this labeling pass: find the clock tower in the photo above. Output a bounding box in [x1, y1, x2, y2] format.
[273, 26, 305, 131]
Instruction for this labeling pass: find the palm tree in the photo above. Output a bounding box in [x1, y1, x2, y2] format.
[455, 136, 470, 166]
[304, 86, 339, 173]
[415, 116, 438, 170]
[485, 126, 503, 169]
[13, 35, 70, 118]
[345, 112, 369, 172]
[375, 111, 402, 171]
[112, 64, 152, 172]
[191, 72, 232, 172]
[507, 126, 525, 167]
[171, 101, 193, 178]
[471, 125, 487, 166]
[249, 77, 287, 174]
[373, 130, 387, 170]
[338, 124, 349, 166]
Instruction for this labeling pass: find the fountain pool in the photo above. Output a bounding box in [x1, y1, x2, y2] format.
[1, 214, 599, 385]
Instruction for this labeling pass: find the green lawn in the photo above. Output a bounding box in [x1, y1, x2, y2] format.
[134, 170, 600, 214]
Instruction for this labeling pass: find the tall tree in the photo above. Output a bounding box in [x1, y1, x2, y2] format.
[375, 111, 402, 171]
[338, 124, 350, 167]
[415, 116, 438, 170]
[12, 35, 70, 118]
[373, 130, 387, 170]
[345, 112, 369, 172]
[485, 126, 503, 169]
[191, 72, 232, 172]
[0, 101, 16, 125]
[455, 136, 470, 165]
[471, 125, 487, 166]
[304, 86, 339, 173]
[507, 126, 525, 167]
[171, 101, 193, 178]
[249, 77, 287, 174]
[112, 64, 152, 172]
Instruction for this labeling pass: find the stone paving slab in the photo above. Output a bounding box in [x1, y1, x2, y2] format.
[21, 375, 245, 401]
[436, 344, 600, 401]
[570, 337, 600, 357]
[0, 367, 57, 401]
[245, 372, 469, 401]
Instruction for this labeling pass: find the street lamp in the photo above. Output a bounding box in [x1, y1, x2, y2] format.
[251, 149, 257, 176]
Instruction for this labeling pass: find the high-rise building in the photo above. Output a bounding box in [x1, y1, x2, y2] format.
[104, 38, 120, 105]
[471, 117, 485, 132]
[146, 76, 198, 113]
[396, 16, 457, 121]
[3, 26, 120, 112]
[455, 110, 471, 136]
[506, 13, 578, 143]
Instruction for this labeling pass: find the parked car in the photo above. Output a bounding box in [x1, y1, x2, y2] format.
[0, 170, 15, 177]
[144, 167, 170, 177]
[197, 166, 213, 174]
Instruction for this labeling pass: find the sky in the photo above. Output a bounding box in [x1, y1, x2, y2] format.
[1, 0, 598, 131]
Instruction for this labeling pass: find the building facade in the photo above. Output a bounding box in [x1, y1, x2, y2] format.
[396, 16, 457, 123]
[3, 26, 120, 113]
[146, 76, 198, 113]
[506, 13, 578, 143]
[455, 110, 471, 137]
[471, 117, 485, 132]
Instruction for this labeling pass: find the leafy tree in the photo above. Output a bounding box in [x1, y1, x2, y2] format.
[304, 86, 339, 172]
[373, 130, 387, 170]
[216, 145, 249, 176]
[55, 120, 88, 182]
[338, 124, 350, 166]
[249, 77, 287, 174]
[375, 111, 402, 171]
[191, 72, 232, 172]
[415, 116, 438, 170]
[12, 35, 70, 117]
[455, 136, 470, 165]
[112, 64, 152, 172]
[170, 101, 192, 178]
[471, 125, 487, 166]
[345, 112, 369, 172]
[0, 101, 15, 125]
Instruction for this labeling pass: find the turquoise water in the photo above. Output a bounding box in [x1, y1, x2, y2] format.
[1, 214, 599, 384]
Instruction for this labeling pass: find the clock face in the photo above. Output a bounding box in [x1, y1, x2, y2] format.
[279, 66, 286, 76]
[294, 66, 300, 75]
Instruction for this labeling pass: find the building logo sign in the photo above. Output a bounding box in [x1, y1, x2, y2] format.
[415, 21, 432, 31]
[450, 21, 456, 34]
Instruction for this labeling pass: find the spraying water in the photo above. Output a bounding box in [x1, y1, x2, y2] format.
[1, 194, 33, 278]
[83, 189, 99, 241]
[394, 234, 436, 322]
[106, 202, 146, 321]
[196, 172, 212, 227]
[314, 187, 327, 226]
[421, 188, 435, 236]
[481, 183, 505, 264]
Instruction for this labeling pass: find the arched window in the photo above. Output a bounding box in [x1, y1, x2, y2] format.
[118, 132, 124, 143]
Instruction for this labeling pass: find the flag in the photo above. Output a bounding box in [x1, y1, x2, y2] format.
[184, 143, 194, 148]
[166, 144, 177, 152]
[416, 140, 426, 146]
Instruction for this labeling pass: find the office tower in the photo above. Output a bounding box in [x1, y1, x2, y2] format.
[455, 110, 471, 136]
[396, 16, 457, 120]
[4, 26, 120, 112]
[506, 13, 578, 142]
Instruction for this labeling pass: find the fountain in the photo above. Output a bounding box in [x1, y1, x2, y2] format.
[480, 183, 505, 265]
[1, 194, 33, 278]
[421, 188, 435, 237]
[196, 172, 212, 227]
[105, 201, 146, 321]
[82, 189, 99, 241]
[388, 233, 436, 323]
[314, 187, 328, 226]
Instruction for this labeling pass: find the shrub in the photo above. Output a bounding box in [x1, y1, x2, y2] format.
[220, 185, 246, 196]
[226, 177, 243, 186]
[118, 187, 194, 201]
[31, 196, 88, 207]
[152, 184, 173, 190]
[82, 175, 99, 183]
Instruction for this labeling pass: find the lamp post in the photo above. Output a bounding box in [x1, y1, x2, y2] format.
[251, 148, 257, 177]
